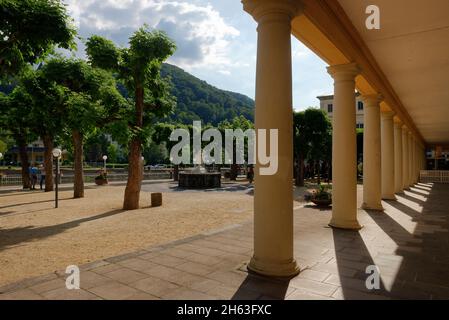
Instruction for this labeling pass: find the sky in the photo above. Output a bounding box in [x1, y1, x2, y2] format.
[63, 0, 334, 110]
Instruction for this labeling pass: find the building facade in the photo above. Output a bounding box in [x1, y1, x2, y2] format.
[318, 93, 365, 129]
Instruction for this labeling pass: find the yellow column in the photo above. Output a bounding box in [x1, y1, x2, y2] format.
[413, 138, 417, 183]
[327, 63, 362, 229]
[394, 119, 403, 193]
[408, 132, 413, 186]
[381, 111, 395, 200]
[361, 94, 383, 211]
[402, 126, 409, 189]
[243, 0, 300, 277]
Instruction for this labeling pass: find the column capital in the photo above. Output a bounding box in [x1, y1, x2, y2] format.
[381, 110, 395, 119]
[361, 94, 383, 107]
[242, 0, 302, 23]
[393, 116, 403, 126]
[327, 62, 361, 81]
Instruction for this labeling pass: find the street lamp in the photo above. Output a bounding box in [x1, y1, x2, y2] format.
[102, 155, 108, 171]
[52, 148, 62, 208]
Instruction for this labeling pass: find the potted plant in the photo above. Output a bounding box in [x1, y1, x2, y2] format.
[95, 170, 108, 185]
[311, 183, 332, 207]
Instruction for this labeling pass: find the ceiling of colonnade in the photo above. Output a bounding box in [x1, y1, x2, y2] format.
[338, 0, 449, 145]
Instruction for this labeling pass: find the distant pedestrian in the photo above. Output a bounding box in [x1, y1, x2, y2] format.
[29, 163, 38, 190]
[39, 164, 46, 190]
[247, 165, 254, 184]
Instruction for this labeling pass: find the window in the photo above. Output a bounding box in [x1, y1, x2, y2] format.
[357, 101, 364, 111]
[356, 123, 364, 129]
[327, 104, 333, 113]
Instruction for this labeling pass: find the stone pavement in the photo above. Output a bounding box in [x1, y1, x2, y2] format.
[1, 183, 448, 300]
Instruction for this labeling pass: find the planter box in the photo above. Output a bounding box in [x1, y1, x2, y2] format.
[95, 178, 108, 186]
[311, 199, 332, 207]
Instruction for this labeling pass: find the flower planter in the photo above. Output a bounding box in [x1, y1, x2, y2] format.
[95, 178, 108, 186]
[311, 198, 332, 207]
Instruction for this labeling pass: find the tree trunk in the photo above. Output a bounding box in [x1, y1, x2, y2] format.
[123, 86, 144, 210]
[173, 165, 179, 181]
[72, 130, 84, 198]
[295, 154, 304, 187]
[17, 137, 31, 189]
[230, 143, 238, 180]
[316, 160, 321, 185]
[326, 160, 331, 183]
[230, 164, 238, 181]
[42, 135, 54, 192]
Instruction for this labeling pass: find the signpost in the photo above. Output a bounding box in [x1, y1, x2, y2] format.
[52, 148, 62, 208]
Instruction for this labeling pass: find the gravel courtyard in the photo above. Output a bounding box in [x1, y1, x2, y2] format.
[0, 181, 260, 286]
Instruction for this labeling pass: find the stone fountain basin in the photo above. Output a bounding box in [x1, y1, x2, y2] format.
[178, 172, 221, 189]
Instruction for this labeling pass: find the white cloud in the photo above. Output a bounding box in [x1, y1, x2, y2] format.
[63, 0, 240, 70]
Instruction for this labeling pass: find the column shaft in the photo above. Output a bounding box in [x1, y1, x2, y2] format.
[327, 63, 361, 229]
[402, 127, 409, 189]
[362, 95, 383, 210]
[381, 112, 395, 199]
[243, 0, 300, 277]
[394, 121, 403, 193]
[408, 133, 413, 186]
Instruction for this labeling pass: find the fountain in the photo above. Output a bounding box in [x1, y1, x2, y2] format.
[178, 164, 221, 189]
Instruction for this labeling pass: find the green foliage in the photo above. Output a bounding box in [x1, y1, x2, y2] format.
[143, 142, 168, 165]
[86, 27, 177, 146]
[161, 64, 254, 125]
[293, 108, 332, 164]
[18, 68, 66, 138]
[314, 183, 332, 200]
[85, 132, 110, 162]
[0, 0, 76, 76]
[107, 144, 119, 163]
[40, 57, 127, 136]
[85, 35, 120, 71]
[0, 139, 7, 153]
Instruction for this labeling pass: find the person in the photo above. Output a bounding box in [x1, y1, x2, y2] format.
[29, 163, 38, 190]
[247, 165, 254, 184]
[39, 164, 46, 190]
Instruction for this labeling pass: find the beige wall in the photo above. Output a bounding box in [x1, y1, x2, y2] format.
[318, 95, 365, 128]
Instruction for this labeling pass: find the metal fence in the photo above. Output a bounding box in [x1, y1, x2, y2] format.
[0, 172, 172, 186]
[420, 170, 449, 183]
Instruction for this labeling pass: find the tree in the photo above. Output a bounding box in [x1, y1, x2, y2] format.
[19, 68, 66, 192]
[293, 108, 332, 186]
[0, 0, 76, 76]
[0, 86, 37, 188]
[293, 111, 309, 187]
[218, 116, 254, 180]
[41, 57, 126, 198]
[86, 27, 176, 210]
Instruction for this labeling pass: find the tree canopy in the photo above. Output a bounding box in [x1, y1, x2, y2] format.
[294, 108, 332, 186]
[0, 0, 76, 76]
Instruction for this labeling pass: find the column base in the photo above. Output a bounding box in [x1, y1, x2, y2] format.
[382, 195, 396, 201]
[361, 202, 384, 211]
[247, 256, 300, 278]
[328, 218, 363, 230]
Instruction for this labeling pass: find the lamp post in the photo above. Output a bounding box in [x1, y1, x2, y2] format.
[52, 148, 62, 208]
[102, 155, 108, 172]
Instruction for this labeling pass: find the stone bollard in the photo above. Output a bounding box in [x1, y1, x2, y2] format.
[151, 192, 162, 207]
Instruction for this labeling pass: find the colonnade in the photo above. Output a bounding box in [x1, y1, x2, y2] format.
[243, 0, 425, 277]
